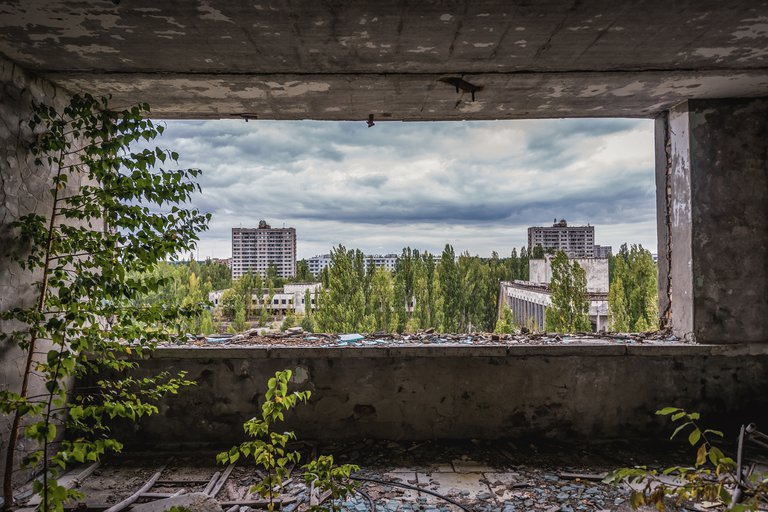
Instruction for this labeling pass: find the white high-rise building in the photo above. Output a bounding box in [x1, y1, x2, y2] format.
[528, 219, 595, 258]
[231, 221, 296, 279]
[306, 253, 399, 277]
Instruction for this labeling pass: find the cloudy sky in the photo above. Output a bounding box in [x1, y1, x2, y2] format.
[158, 118, 657, 260]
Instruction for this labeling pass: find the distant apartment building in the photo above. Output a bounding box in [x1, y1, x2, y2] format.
[366, 253, 399, 272]
[307, 254, 332, 277]
[528, 219, 595, 258]
[211, 257, 232, 268]
[306, 253, 398, 277]
[593, 245, 612, 259]
[209, 282, 321, 315]
[231, 221, 296, 279]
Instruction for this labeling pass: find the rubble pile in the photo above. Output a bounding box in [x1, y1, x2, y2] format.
[169, 328, 685, 349]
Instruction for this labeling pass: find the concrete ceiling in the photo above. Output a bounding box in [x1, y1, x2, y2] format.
[1, 0, 768, 119]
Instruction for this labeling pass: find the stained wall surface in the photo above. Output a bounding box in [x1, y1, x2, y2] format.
[0, 56, 75, 485]
[665, 99, 768, 343]
[98, 345, 768, 446]
[529, 258, 609, 293]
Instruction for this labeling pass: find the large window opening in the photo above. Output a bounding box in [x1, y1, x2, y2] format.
[148, 118, 658, 337]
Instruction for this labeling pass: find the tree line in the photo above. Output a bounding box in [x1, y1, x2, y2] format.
[139, 242, 658, 336]
[312, 244, 533, 333]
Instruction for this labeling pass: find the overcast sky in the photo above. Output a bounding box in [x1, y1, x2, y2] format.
[157, 118, 657, 260]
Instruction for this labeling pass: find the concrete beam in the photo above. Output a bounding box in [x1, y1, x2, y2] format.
[46, 70, 768, 120]
[661, 98, 768, 343]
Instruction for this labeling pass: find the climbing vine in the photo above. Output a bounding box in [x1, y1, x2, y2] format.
[0, 94, 208, 511]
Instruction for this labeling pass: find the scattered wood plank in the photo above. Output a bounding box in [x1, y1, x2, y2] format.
[316, 490, 332, 506]
[202, 471, 221, 495]
[558, 472, 608, 481]
[208, 464, 235, 498]
[219, 497, 297, 507]
[155, 479, 210, 486]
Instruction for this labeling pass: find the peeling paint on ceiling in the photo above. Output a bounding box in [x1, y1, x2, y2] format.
[0, 1, 766, 120]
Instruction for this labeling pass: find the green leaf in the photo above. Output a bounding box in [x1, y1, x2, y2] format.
[670, 421, 692, 440]
[688, 428, 701, 446]
[656, 407, 682, 416]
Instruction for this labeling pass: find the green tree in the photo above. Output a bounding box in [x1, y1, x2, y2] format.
[199, 310, 216, 335]
[281, 314, 296, 331]
[531, 244, 546, 259]
[315, 245, 369, 332]
[300, 314, 315, 333]
[608, 275, 630, 332]
[519, 246, 530, 280]
[495, 304, 517, 334]
[179, 271, 205, 334]
[0, 95, 206, 510]
[230, 301, 249, 333]
[266, 262, 285, 288]
[368, 267, 395, 332]
[199, 259, 232, 290]
[233, 271, 261, 320]
[508, 248, 519, 280]
[219, 287, 238, 320]
[437, 245, 463, 332]
[609, 244, 658, 332]
[411, 257, 431, 330]
[430, 265, 445, 331]
[545, 251, 591, 332]
[294, 259, 313, 282]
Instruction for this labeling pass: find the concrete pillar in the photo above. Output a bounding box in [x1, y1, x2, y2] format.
[658, 98, 768, 343]
[538, 304, 544, 331]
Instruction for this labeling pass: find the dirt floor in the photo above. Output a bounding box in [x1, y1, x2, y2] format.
[18, 438, 722, 512]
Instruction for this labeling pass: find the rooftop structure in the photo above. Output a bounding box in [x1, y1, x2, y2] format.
[231, 221, 296, 280]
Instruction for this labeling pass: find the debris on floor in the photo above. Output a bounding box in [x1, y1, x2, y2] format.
[16, 439, 719, 512]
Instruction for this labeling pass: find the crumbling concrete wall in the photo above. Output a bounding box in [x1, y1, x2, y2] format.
[101, 345, 768, 446]
[0, 55, 75, 485]
[662, 98, 768, 343]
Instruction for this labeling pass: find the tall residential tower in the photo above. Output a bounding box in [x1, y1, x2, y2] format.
[528, 219, 596, 258]
[231, 221, 296, 279]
